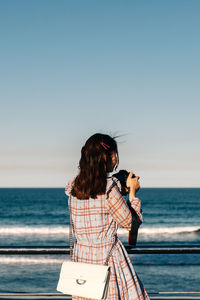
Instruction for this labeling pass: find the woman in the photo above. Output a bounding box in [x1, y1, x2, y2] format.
[65, 133, 150, 300]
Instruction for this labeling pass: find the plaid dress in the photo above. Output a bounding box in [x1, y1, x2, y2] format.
[65, 177, 150, 300]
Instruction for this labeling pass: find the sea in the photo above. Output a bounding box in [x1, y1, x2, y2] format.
[0, 187, 200, 295]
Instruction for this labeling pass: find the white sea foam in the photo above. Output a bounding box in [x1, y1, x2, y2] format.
[0, 226, 69, 235]
[139, 226, 200, 235]
[0, 256, 63, 264]
[117, 226, 200, 236]
[0, 225, 199, 236]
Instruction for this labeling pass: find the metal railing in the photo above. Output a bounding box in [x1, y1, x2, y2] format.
[1, 244, 200, 254]
[0, 292, 200, 300]
[0, 245, 200, 300]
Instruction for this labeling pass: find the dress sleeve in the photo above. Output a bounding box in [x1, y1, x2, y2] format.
[64, 180, 73, 196]
[128, 196, 143, 225]
[106, 178, 132, 231]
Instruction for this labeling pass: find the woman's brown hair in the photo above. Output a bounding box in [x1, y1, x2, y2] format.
[71, 133, 119, 199]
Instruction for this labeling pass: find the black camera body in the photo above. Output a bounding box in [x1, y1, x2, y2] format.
[112, 170, 136, 196]
[112, 170, 139, 246]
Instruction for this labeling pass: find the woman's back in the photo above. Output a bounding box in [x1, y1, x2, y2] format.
[65, 177, 122, 245]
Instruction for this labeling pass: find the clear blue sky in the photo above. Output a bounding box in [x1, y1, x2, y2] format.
[1, 0, 200, 187]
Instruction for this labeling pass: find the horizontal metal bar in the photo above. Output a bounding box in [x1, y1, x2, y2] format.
[157, 296, 200, 298]
[1, 244, 199, 248]
[159, 292, 200, 294]
[0, 293, 200, 300]
[1, 292, 199, 295]
[1, 246, 200, 255]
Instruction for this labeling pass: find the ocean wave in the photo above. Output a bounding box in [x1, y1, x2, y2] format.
[0, 225, 199, 236]
[112, 226, 200, 236]
[139, 226, 200, 235]
[0, 226, 69, 235]
[0, 256, 63, 264]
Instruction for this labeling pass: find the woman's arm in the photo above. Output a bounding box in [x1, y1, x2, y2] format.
[106, 179, 132, 231]
[128, 196, 143, 224]
[127, 172, 143, 224]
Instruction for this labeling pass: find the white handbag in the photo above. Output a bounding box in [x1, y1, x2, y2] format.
[57, 196, 117, 299]
[57, 261, 111, 299]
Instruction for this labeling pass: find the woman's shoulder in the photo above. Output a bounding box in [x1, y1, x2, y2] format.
[64, 178, 75, 196]
[65, 176, 121, 198]
[106, 176, 121, 195]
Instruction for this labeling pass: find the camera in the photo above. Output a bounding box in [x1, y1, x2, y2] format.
[112, 170, 136, 196]
[112, 169, 139, 246]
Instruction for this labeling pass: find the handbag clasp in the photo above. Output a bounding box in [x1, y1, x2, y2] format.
[76, 279, 86, 285]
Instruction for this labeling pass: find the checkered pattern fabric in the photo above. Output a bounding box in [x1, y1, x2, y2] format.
[65, 177, 150, 300]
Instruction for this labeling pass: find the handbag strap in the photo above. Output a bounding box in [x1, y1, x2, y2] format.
[69, 195, 117, 265]
[69, 195, 74, 260]
[103, 234, 117, 266]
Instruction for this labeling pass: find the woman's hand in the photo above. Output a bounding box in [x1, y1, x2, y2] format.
[126, 171, 140, 198]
